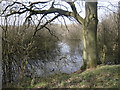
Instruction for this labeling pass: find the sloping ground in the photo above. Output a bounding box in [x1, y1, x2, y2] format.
[32, 65, 120, 88]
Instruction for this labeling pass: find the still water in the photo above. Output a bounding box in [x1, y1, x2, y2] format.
[27, 41, 83, 76]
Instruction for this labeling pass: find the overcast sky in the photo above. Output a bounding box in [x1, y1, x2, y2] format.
[0, 0, 119, 24]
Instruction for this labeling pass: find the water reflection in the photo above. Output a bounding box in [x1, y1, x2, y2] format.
[28, 41, 83, 76]
[58, 41, 70, 54]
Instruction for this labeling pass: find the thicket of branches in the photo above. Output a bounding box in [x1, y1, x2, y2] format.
[98, 12, 120, 65]
[1, 15, 83, 86]
[1, 21, 60, 85]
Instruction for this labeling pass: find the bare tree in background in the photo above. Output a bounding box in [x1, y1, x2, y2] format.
[2, 0, 99, 68]
[97, 1, 120, 65]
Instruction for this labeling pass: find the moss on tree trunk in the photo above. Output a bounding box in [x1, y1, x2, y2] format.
[82, 1, 98, 68]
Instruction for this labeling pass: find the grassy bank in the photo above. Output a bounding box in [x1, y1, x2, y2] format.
[32, 65, 120, 88]
[5, 65, 120, 88]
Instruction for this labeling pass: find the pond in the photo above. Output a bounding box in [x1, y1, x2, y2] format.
[26, 40, 83, 77]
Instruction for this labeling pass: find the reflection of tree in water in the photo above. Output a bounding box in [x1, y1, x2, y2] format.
[53, 41, 83, 74]
[58, 41, 70, 54]
[65, 40, 83, 56]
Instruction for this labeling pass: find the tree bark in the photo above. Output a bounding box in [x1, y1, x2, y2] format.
[83, 1, 98, 68]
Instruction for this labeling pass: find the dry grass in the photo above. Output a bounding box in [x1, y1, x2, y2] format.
[30, 65, 120, 88]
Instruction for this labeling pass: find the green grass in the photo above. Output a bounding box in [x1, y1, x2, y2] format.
[5, 65, 120, 88]
[32, 65, 120, 88]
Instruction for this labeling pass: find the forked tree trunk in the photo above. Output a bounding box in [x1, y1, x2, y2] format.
[83, 1, 98, 68]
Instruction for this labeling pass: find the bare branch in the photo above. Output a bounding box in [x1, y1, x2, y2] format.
[30, 0, 52, 6]
[33, 14, 60, 36]
[2, 1, 84, 24]
[45, 26, 59, 40]
[67, 2, 77, 14]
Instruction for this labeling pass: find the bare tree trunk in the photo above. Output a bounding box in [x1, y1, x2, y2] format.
[83, 1, 98, 68]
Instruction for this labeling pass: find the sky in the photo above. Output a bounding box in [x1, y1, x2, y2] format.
[7, 0, 118, 2]
[0, 0, 119, 24]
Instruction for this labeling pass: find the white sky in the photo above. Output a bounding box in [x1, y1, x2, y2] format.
[0, 0, 119, 24]
[14, 0, 119, 3]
